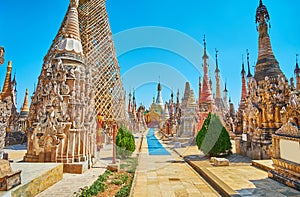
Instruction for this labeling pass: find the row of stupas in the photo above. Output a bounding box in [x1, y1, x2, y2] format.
[0, 52, 29, 151]
[142, 35, 232, 140]
[127, 91, 147, 133]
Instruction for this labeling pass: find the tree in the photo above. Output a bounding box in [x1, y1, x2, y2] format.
[116, 126, 136, 159]
[196, 113, 232, 157]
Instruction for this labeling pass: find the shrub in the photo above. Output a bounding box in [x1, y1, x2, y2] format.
[196, 113, 232, 157]
[116, 126, 136, 159]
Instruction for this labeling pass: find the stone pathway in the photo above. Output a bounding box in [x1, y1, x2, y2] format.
[132, 129, 220, 197]
[180, 146, 300, 197]
[36, 167, 106, 197]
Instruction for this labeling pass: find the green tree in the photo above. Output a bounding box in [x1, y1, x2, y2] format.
[196, 113, 232, 157]
[116, 126, 136, 159]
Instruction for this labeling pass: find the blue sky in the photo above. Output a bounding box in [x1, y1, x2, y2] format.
[0, 0, 299, 110]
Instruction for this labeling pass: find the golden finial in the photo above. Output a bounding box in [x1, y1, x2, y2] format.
[21, 89, 29, 112]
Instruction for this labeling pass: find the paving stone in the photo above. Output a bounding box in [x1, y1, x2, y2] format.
[132, 130, 220, 197]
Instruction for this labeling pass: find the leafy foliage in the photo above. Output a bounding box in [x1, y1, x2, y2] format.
[196, 113, 232, 157]
[116, 126, 136, 159]
[111, 179, 123, 185]
[115, 185, 131, 197]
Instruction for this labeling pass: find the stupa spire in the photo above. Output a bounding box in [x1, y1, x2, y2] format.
[128, 91, 132, 113]
[241, 55, 247, 100]
[223, 81, 228, 109]
[295, 54, 300, 91]
[57, 0, 83, 55]
[246, 50, 253, 78]
[156, 82, 164, 109]
[199, 35, 214, 111]
[21, 89, 29, 112]
[254, 0, 284, 81]
[1, 61, 13, 99]
[215, 49, 221, 99]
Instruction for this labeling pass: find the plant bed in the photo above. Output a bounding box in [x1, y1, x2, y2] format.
[74, 157, 137, 197]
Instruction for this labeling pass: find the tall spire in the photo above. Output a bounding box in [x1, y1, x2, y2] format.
[198, 76, 202, 107]
[295, 54, 299, 74]
[176, 89, 180, 109]
[132, 89, 137, 119]
[215, 49, 222, 99]
[246, 50, 253, 78]
[202, 35, 208, 60]
[254, 0, 284, 81]
[199, 35, 214, 111]
[128, 91, 132, 113]
[21, 89, 29, 112]
[1, 61, 13, 100]
[241, 56, 247, 100]
[295, 54, 300, 91]
[223, 81, 228, 109]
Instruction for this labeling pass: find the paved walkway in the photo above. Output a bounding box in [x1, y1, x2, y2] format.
[132, 129, 220, 197]
[179, 146, 300, 197]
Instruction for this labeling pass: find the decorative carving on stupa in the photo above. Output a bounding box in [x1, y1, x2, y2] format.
[0, 97, 13, 157]
[0, 61, 19, 144]
[24, 0, 96, 165]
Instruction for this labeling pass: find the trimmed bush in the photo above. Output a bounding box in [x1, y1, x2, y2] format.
[196, 113, 232, 157]
[116, 126, 136, 159]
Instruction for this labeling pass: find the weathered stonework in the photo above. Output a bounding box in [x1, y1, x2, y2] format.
[24, 0, 96, 167]
[0, 160, 21, 191]
[269, 124, 300, 191]
[236, 0, 296, 160]
[0, 96, 12, 155]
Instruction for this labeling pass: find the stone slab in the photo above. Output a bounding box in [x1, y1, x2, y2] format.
[106, 163, 120, 172]
[213, 158, 229, 166]
[0, 163, 63, 197]
[63, 160, 88, 174]
[252, 160, 273, 171]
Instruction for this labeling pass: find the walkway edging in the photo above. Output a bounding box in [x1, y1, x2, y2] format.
[185, 158, 240, 197]
[129, 129, 148, 197]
